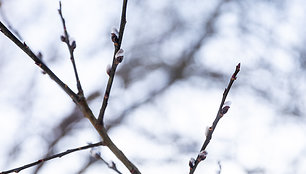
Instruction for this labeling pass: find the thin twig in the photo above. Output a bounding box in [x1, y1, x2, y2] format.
[189, 63, 240, 174]
[97, 0, 128, 125]
[0, 21, 80, 103]
[1, 1, 141, 173]
[217, 161, 222, 174]
[58, 1, 84, 96]
[91, 151, 123, 174]
[100, 159, 122, 174]
[0, 7, 23, 40]
[0, 142, 104, 174]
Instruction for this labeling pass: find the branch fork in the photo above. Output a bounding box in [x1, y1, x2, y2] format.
[0, 0, 140, 173]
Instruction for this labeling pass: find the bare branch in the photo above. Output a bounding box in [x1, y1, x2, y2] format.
[0, 6, 23, 40]
[0, 1, 141, 173]
[97, 0, 128, 125]
[78, 101, 141, 174]
[91, 148, 123, 174]
[0, 142, 104, 174]
[217, 161, 222, 174]
[189, 63, 240, 174]
[0, 21, 80, 103]
[58, 1, 84, 96]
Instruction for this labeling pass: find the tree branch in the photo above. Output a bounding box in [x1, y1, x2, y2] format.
[217, 161, 222, 174]
[0, 142, 104, 174]
[189, 63, 240, 174]
[0, 21, 80, 103]
[91, 148, 123, 174]
[97, 0, 128, 125]
[0, 6, 23, 40]
[78, 100, 141, 174]
[0, 1, 140, 173]
[58, 1, 84, 96]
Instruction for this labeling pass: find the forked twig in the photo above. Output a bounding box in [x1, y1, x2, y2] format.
[0, 142, 104, 174]
[189, 63, 240, 174]
[1, 1, 141, 173]
[97, 0, 128, 125]
[58, 1, 84, 96]
[0, 21, 80, 103]
[91, 148, 123, 174]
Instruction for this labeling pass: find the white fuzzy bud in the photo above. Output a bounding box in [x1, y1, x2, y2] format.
[106, 64, 111, 75]
[90, 148, 101, 159]
[189, 158, 196, 168]
[111, 27, 119, 37]
[224, 101, 232, 107]
[115, 49, 124, 64]
[221, 101, 232, 115]
[205, 126, 211, 136]
[198, 150, 208, 160]
[111, 27, 119, 43]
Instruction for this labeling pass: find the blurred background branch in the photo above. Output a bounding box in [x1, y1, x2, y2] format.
[0, 0, 306, 173]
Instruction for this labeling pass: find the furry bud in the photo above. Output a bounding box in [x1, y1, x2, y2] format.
[115, 49, 124, 64]
[189, 158, 195, 169]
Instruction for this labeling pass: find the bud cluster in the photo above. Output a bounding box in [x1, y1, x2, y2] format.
[60, 35, 76, 51]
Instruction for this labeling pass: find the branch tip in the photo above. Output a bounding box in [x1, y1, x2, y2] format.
[237, 63, 241, 70]
[58, 2, 83, 95]
[189, 64, 240, 173]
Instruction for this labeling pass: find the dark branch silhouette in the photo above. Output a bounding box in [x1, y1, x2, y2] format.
[0, 1, 141, 173]
[0, 142, 104, 174]
[58, 1, 84, 96]
[189, 63, 240, 174]
[0, 21, 80, 103]
[98, 0, 128, 125]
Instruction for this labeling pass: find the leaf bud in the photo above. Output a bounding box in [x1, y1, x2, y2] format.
[198, 150, 208, 161]
[71, 40, 76, 50]
[106, 64, 111, 76]
[115, 49, 124, 64]
[221, 101, 231, 115]
[60, 35, 66, 42]
[189, 158, 195, 169]
[111, 27, 119, 43]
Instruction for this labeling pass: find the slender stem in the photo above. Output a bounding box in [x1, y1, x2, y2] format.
[78, 99, 141, 174]
[217, 161, 222, 174]
[0, 8, 23, 40]
[189, 63, 240, 174]
[97, 0, 128, 125]
[0, 21, 80, 103]
[95, 155, 122, 174]
[0, 142, 104, 174]
[1, 1, 140, 173]
[58, 1, 84, 96]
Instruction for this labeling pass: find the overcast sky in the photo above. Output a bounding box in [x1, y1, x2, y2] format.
[1, 0, 306, 174]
